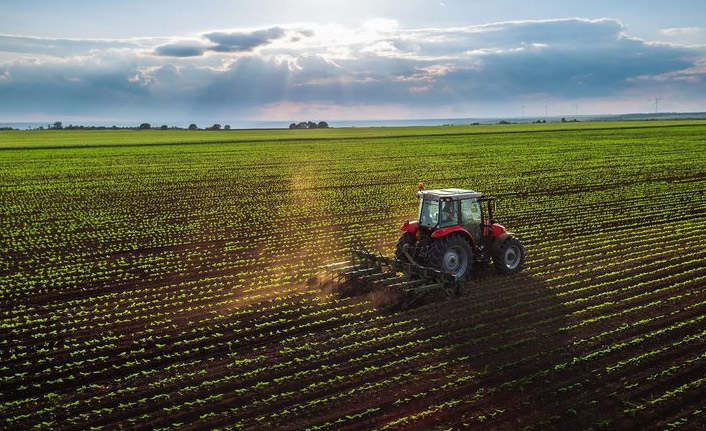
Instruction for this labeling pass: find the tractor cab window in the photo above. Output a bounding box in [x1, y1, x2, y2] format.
[419, 198, 460, 228]
[439, 199, 459, 227]
[419, 199, 439, 227]
[461, 198, 482, 241]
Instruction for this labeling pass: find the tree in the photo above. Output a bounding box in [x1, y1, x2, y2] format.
[224, 125, 231, 130]
[208, 124, 222, 130]
[139, 123, 151, 130]
[52, 121, 63, 130]
[160, 124, 168, 130]
[291, 121, 329, 129]
[188, 124, 198, 130]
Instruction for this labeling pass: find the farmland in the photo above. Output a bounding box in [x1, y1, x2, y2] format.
[1, 121, 705, 430]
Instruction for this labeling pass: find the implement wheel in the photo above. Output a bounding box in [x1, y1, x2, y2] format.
[428, 234, 473, 280]
[493, 236, 525, 274]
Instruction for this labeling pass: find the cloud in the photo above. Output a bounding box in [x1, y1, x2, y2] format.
[382, 18, 627, 60]
[205, 27, 286, 52]
[1, 18, 705, 121]
[154, 41, 207, 57]
[154, 26, 306, 57]
[0, 58, 150, 119]
[0, 34, 143, 57]
[659, 27, 704, 36]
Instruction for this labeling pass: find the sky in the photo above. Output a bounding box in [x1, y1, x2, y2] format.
[1, 0, 705, 124]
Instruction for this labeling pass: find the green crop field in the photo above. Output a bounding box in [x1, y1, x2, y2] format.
[1, 121, 705, 430]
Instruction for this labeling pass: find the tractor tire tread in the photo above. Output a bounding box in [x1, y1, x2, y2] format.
[493, 236, 525, 274]
[427, 234, 473, 280]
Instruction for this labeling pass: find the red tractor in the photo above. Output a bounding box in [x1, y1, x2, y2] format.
[395, 185, 525, 280]
[325, 185, 525, 307]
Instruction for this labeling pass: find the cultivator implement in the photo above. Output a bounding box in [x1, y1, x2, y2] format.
[324, 250, 462, 309]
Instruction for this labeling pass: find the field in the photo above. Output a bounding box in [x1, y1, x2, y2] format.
[1, 121, 705, 431]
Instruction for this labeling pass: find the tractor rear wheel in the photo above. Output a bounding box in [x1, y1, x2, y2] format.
[428, 235, 473, 280]
[493, 236, 525, 274]
[395, 232, 417, 263]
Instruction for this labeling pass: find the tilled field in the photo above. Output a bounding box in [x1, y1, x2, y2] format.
[1, 122, 705, 430]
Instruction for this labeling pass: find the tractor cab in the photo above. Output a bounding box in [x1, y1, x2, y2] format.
[417, 188, 489, 244]
[398, 186, 524, 279]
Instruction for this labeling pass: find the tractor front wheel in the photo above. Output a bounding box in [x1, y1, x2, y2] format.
[428, 235, 473, 280]
[493, 236, 525, 274]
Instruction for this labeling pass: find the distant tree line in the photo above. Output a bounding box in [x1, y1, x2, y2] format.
[289, 121, 330, 129]
[2, 121, 334, 131]
[140, 123, 232, 131]
[1, 122, 237, 131]
[49, 121, 327, 131]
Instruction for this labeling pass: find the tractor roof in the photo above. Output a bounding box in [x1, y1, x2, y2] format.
[417, 188, 484, 200]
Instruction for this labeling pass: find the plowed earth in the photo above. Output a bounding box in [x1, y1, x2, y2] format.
[1, 122, 705, 431]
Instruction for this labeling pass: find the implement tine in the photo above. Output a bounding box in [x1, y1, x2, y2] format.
[357, 271, 397, 282]
[340, 267, 379, 277]
[323, 248, 463, 305]
[323, 260, 354, 269]
[336, 263, 369, 272]
[373, 274, 409, 286]
[388, 279, 426, 290]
